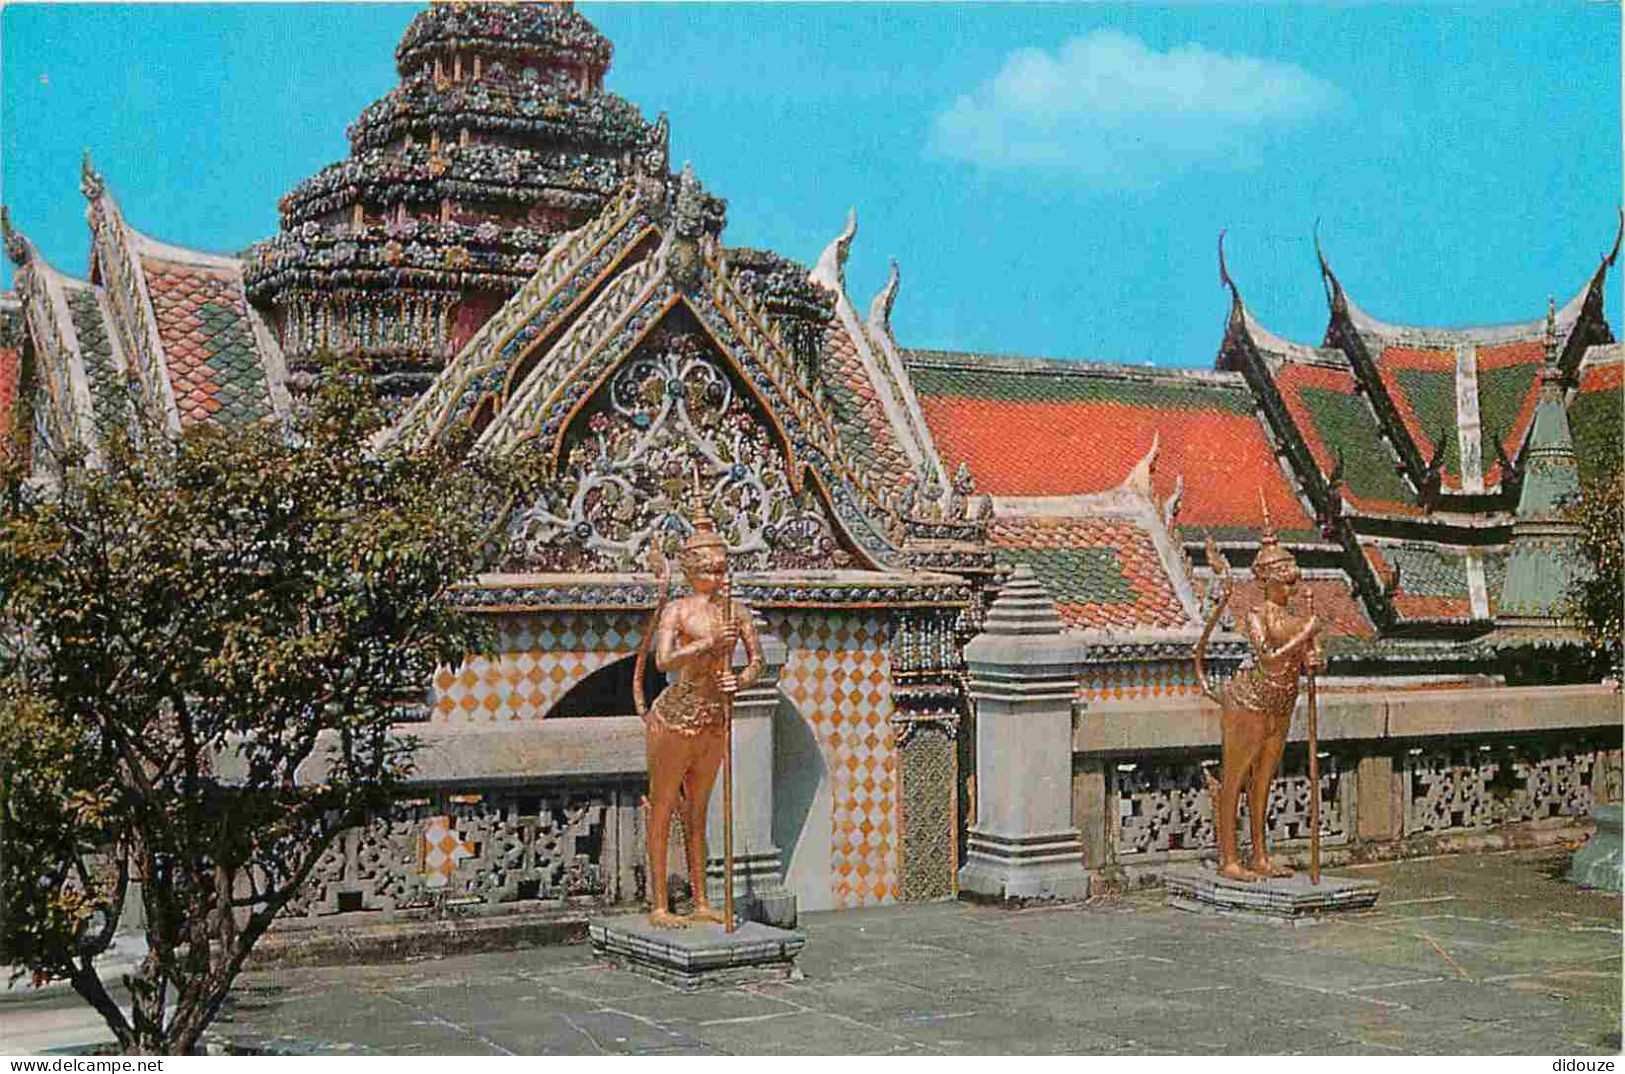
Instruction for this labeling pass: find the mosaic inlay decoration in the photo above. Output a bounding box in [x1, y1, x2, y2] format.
[506, 327, 848, 573]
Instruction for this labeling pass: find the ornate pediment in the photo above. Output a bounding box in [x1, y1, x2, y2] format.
[503, 313, 857, 573]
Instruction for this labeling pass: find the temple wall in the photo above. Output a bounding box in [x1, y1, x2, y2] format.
[430, 612, 645, 724]
[271, 607, 904, 931]
[764, 611, 901, 911]
[1071, 683, 1624, 882]
[268, 635, 1620, 935]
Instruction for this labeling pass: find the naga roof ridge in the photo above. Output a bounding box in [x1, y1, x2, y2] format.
[901, 347, 1248, 388]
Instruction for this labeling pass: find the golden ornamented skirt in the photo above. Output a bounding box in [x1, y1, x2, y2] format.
[648, 679, 726, 737]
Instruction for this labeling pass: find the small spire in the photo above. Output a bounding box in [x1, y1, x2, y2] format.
[980, 564, 1068, 637]
[80, 149, 105, 201]
[1542, 294, 1560, 378]
[1256, 487, 1274, 538]
[673, 161, 703, 239]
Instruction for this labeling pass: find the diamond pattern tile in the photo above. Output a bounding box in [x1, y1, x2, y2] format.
[432, 612, 644, 723]
[774, 612, 899, 909]
[141, 256, 272, 427]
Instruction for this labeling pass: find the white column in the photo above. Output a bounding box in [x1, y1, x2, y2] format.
[958, 567, 1092, 901]
[706, 620, 796, 926]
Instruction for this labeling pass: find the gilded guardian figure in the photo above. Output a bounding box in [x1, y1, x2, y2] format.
[1195, 502, 1324, 882]
[632, 481, 763, 928]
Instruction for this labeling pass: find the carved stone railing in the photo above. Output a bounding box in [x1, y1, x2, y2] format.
[1072, 683, 1624, 875]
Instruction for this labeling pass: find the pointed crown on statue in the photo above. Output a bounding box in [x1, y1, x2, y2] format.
[679, 461, 728, 569]
[1251, 489, 1299, 583]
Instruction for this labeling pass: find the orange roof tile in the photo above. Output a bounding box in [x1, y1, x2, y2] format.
[142, 257, 272, 428]
[907, 358, 1313, 538]
[0, 345, 19, 465]
[1578, 358, 1623, 394]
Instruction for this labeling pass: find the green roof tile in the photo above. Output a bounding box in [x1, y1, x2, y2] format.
[1296, 386, 1413, 506]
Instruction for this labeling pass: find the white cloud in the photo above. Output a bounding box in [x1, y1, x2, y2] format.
[929, 31, 1344, 188]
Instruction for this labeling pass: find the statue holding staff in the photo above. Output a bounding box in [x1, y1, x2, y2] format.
[1195, 495, 1325, 882]
[633, 471, 763, 928]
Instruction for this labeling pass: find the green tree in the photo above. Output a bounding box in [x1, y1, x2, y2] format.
[0, 362, 514, 1054]
[1568, 463, 1623, 685]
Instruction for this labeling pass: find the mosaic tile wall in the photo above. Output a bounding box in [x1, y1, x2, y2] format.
[431, 612, 645, 723]
[1077, 659, 1201, 703]
[898, 723, 957, 901]
[769, 611, 901, 909]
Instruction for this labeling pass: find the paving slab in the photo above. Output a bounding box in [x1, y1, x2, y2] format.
[7, 848, 1618, 1055]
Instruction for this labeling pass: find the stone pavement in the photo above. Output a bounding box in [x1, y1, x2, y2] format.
[7, 849, 1620, 1055]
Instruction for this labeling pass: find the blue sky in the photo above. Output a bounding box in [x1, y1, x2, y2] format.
[2, 3, 1618, 368]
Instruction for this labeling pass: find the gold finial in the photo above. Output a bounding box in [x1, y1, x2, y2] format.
[1253, 487, 1296, 581]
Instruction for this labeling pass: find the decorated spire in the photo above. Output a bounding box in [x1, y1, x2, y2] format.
[683, 459, 726, 554]
[79, 149, 105, 202]
[245, 0, 669, 401]
[1252, 486, 1297, 580]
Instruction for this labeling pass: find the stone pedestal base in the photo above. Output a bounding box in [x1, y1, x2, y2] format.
[588, 916, 806, 992]
[1166, 865, 1379, 923]
[957, 831, 1091, 901]
[706, 850, 797, 929]
[1568, 803, 1623, 892]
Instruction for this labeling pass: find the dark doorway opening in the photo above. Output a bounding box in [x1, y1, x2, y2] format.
[550, 652, 666, 718]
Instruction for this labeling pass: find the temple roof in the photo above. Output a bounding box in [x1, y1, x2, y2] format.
[1571, 344, 1623, 486]
[1314, 222, 1618, 498]
[903, 349, 1318, 542]
[0, 162, 289, 475]
[395, 2, 613, 80]
[990, 514, 1193, 632]
[382, 173, 986, 577]
[1362, 540, 1501, 624]
[135, 241, 281, 427]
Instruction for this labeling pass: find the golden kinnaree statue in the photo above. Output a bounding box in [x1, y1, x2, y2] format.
[1195, 496, 1324, 882]
[633, 474, 763, 929]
